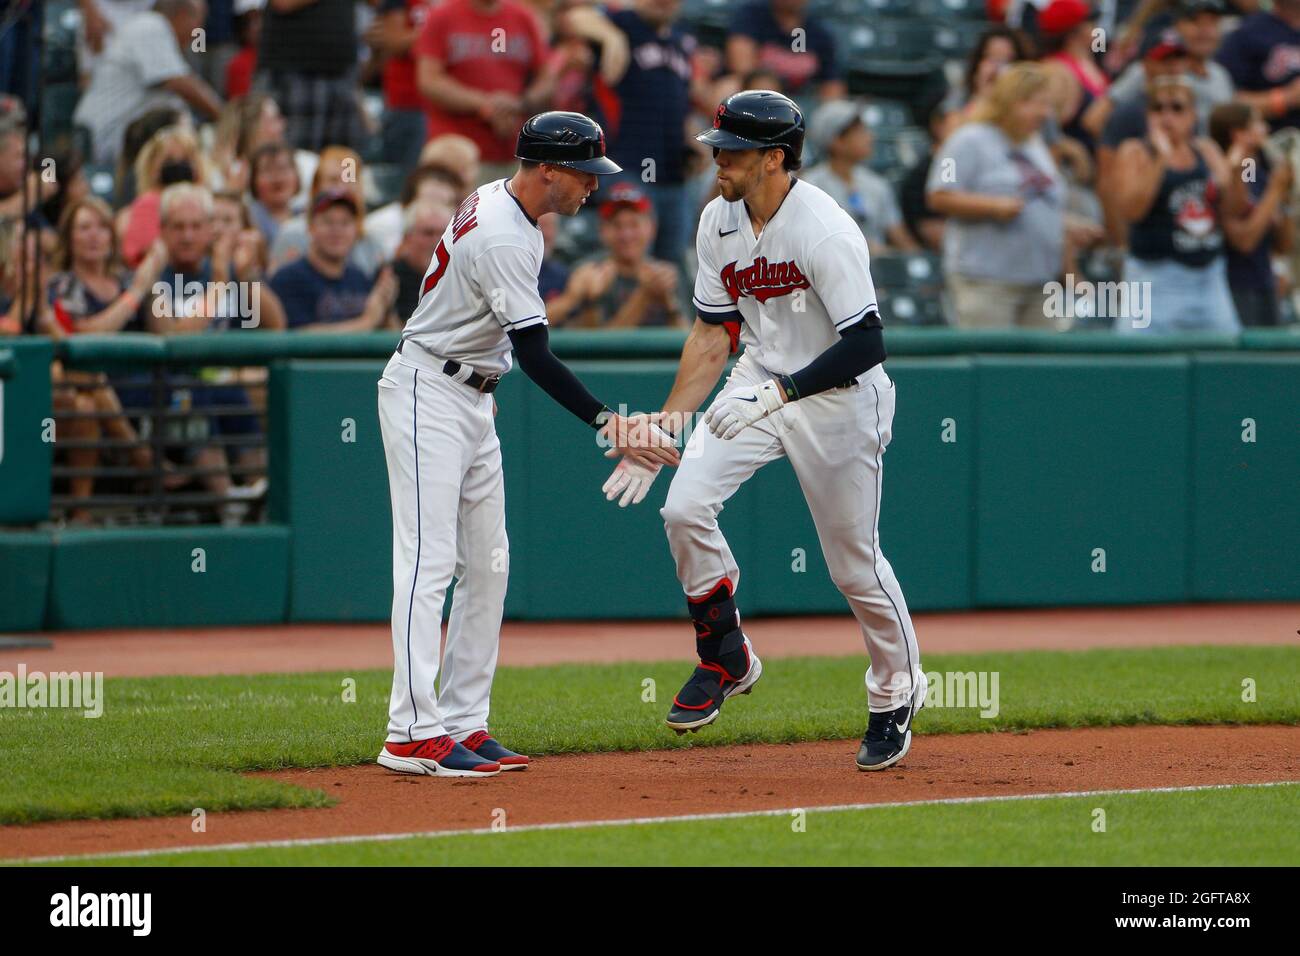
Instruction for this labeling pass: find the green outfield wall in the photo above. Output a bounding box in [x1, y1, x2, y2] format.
[1, 331, 1296, 630]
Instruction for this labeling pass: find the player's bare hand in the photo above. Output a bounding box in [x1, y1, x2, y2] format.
[601, 455, 661, 507]
[704, 379, 786, 440]
[601, 413, 680, 467]
[995, 196, 1025, 222]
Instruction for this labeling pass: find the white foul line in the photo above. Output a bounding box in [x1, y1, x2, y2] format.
[10, 779, 1298, 866]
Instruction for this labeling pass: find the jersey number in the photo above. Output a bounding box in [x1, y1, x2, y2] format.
[420, 239, 451, 299]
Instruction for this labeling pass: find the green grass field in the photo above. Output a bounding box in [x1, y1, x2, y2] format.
[32, 784, 1300, 867]
[2, 645, 1297, 830]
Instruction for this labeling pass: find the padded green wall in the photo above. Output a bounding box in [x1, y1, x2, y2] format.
[0, 339, 53, 523]
[0, 531, 53, 632]
[1190, 354, 1300, 600]
[974, 356, 1191, 606]
[45, 526, 289, 629]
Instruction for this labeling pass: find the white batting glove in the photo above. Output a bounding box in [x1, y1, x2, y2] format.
[704, 379, 786, 440]
[602, 456, 661, 507]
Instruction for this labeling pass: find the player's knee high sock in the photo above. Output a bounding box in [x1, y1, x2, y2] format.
[689, 579, 748, 679]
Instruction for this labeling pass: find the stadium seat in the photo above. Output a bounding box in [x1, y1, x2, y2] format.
[553, 211, 603, 266]
[872, 251, 943, 293]
[919, 0, 990, 19]
[879, 291, 947, 326]
[43, 1, 80, 86]
[861, 99, 912, 135]
[931, 19, 988, 58]
[866, 127, 929, 175]
[85, 164, 117, 202]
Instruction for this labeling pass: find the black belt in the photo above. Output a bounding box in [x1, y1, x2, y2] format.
[398, 340, 500, 393]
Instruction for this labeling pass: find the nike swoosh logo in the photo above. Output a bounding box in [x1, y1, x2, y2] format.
[896, 709, 912, 734]
[737, 395, 758, 403]
[719, 228, 738, 237]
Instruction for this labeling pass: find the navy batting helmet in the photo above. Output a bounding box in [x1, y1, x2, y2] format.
[696, 90, 805, 169]
[516, 112, 622, 174]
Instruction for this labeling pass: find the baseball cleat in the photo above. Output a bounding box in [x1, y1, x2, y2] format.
[665, 637, 762, 734]
[460, 730, 529, 770]
[378, 736, 502, 777]
[856, 674, 926, 771]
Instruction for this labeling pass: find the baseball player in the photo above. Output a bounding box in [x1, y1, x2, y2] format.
[603, 91, 926, 771]
[377, 112, 679, 778]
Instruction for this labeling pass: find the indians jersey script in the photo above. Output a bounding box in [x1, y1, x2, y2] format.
[402, 179, 548, 375]
[692, 178, 879, 374]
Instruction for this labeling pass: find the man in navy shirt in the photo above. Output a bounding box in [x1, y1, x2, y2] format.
[725, 0, 844, 100]
[1216, 0, 1300, 131]
[270, 190, 398, 332]
[594, 0, 706, 268]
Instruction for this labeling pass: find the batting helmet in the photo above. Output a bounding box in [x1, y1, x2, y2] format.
[696, 90, 805, 168]
[516, 112, 622, 174]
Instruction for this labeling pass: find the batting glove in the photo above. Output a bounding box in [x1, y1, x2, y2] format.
[705, 379, 786, 440]
[602, 456, 661, 507]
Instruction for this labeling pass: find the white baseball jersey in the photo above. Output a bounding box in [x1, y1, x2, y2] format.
[403, 179, 548, 376]
[692, 178, 879, 375]
[668, 175, 921, 714]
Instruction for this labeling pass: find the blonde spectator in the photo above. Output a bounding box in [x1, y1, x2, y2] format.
[927, 63, 1069, 329]
[117, 125, 208, 268]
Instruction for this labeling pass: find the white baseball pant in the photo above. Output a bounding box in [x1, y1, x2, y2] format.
[377, 350, 509, 743]
[660, 351, 922, 711]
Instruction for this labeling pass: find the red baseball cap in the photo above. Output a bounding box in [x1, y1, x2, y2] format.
[309, 187, 362, 219]
[1038, 0, 1094, 35]
[599, 182, 652, 219]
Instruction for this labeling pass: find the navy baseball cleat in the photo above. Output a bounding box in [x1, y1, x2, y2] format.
[665, 635, 762, 734]
[460, 730, 529, 770]
[378, 736, 501, 777]
[856, 675, 927, 771]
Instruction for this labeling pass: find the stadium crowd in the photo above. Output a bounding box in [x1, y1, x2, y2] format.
[2, 0, 1298, 519]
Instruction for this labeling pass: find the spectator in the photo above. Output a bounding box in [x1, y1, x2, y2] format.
[1088, 3, 1233, 138]
[46, 196, 185, 503]
[366, 0, 436, 169]
[547, 182, 685, 328]
[957, 26, 1036, 122]
[211, 93, 287, 192]
[801, 100, 920, 253]
[537, 211, 569, 304]
[547, 0, 631, 115]
[414, 0, 555, 180]
[1209, 101, 1293, 327]
[1038, 0, 1109, 154]
[899, 96, 959, 253]
[418, 134, 482, 196]
[224, 0, 263, 98]
[0, 120, 36, 220]
[147, 182, 247, 331]
[269, 189, 398, 331]
[113, 106, 186, 206]
[725, 0, 844, 100]
[117, 125, 207, 268]
[391, 198, 453, 322]
[366, 163, 463, 259]
[1114, 75, 1243, 332]
[927, 63, 1066, 329]
[211, 189, 287, 329]
[74, 0, 222, 166]
[51, 196, 161, 335]
[76, 0, 154, 85]
[1216, 0, 1300, 131]
[246, 141, 301, 248]
[39, 145, 91, 236]
[269, 146, 385, 277]
[256, 0, 366, 152]
[594, 0, 707, 269]
[0, 218, 51, 334]
[1092, 28, 1193, 243]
